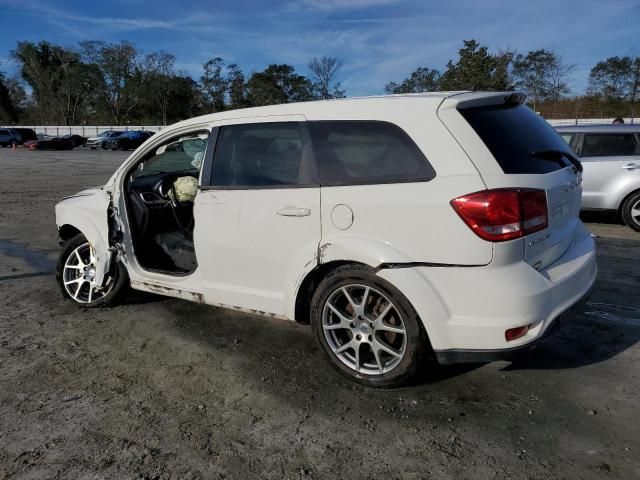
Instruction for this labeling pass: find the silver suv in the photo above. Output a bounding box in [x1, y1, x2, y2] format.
[556, 124, 640, 232]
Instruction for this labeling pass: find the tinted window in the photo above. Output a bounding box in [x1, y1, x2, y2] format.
[308, 121, 434, 185]
[581, 134, 639, 157]
[212, 122, 305, 187]
[460, 103, 574, 174]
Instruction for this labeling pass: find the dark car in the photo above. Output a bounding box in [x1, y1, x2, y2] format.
[0, 128, 20, 147]
[12, 128, 38, 144]
[25, 134, 75, 150]
[106, 130, 154, 151]
[62, 134, 87, 148]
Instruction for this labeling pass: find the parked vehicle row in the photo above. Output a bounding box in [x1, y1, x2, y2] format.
[555, 124, 640, 232]
[2, 128, 156, 151]
[0, 127, 37, 147]
[86, 130, 154, 150]
[55, 92, 597, 387]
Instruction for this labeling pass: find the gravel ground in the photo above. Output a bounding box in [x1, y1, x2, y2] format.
[0, 148, 639, 479]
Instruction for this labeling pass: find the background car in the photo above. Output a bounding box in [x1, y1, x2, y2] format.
[556, 124, 640, 231]
[63, 134, 87, 148]
[12, 128, 38, 144]
[25, 134, 75, 150]
[106, 130, 153, 151]
[85, 131, 120, 149]
[0, 128, 20, 147]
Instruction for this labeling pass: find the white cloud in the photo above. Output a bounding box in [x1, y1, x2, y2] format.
[290, 0, 403, 10]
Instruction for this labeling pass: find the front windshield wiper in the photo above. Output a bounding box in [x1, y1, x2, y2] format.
[530, 149, 583, 172]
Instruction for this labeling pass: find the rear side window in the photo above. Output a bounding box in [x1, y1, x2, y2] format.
[581, 134, 639, 157]
[460, 103, 574, 174]
[212, 122, 306, 187]
[308, 121, 435, 186]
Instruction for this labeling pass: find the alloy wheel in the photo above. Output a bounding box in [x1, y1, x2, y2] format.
[62, 242, 114, 304]
[322, 284, 407, 375]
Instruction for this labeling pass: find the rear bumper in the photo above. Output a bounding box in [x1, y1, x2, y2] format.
[433, 284, 592, 364]
[378, 222, 597, 358]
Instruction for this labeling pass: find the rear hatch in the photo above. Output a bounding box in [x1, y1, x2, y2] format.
[438, 93, 583, 270]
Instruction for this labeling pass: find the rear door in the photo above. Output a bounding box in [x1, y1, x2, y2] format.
[194, 117, 321, 316]
[440, 96, 582, 270]
[576, 132, 640, 209]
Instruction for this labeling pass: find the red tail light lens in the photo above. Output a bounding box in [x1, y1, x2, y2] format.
[451, 188, 548, 242]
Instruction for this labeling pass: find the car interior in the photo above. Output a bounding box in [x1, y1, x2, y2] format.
[124, 131, 209, 274]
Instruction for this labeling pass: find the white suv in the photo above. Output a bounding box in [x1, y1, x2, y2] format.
[55, 92, 597, 387]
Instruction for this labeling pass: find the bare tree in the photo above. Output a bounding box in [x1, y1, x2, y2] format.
[512, 49, 574, 112]
[81, 41, 143, 125]
[308, 56, 345, 99]
[143, 51, 176, 125]
[200, 57, 227, 112]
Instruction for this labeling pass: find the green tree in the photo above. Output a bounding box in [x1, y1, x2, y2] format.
[0, 66, 18, 123]
[512, 49, 574, 111]
[385, 67, 441, 94]
[588, 56, 640, 118]
[246, 64, 315, 106]
[13, 41, 94, 125]
[308, 56, 345, 99]
[440, 40, 513, 91]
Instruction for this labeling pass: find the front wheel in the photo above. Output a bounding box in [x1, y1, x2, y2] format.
[56, 234, 128, 307]
[311, 265, 429, 387]
[622, 191, 640, 233]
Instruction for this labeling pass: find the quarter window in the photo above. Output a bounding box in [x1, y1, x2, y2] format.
[211, 122, 305, 187]
[581, 134, 639, 157]
[307, 121, 435, 186]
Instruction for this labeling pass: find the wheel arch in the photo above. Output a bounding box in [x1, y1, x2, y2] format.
[293, 260, 363, 324]
[618, 187, 640, 218]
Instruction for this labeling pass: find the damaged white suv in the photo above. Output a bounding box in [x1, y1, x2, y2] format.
[55, 92, 597, 387]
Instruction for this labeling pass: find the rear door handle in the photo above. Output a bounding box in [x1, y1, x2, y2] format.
[622, 163, 638, 170]
[277, 206, 311, 217]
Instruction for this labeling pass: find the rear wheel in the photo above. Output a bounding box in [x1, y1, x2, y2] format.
[621, 191, 640, 233]
[311, 265, 429, 387]
[56, 234, 128, 307]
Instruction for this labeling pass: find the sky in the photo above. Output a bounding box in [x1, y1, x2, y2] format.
[0, 0, 638, 96]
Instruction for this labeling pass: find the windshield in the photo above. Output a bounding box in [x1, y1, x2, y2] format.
[460, 103, 575, 174]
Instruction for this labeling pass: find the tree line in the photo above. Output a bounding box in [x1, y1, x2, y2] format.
[385, 40, 639, 120]
[0, 38, 638, 126]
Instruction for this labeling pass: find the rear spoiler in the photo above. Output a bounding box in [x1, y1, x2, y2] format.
[440, 91, 527, 110]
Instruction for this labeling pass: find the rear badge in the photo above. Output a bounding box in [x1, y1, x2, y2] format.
[528, 233, 550, 247]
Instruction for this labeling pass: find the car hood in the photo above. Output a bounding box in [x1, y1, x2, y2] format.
[60, 186, 105, 202]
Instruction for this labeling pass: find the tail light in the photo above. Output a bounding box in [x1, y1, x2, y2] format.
[451, 188, 548, 242]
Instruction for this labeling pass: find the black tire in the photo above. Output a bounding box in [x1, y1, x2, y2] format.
[621, 191, 640, 233]
[56, 233, 128, 307]
[311, 264, 430, 387]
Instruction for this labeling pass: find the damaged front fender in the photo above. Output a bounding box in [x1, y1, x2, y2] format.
[55, 187, 113, 287]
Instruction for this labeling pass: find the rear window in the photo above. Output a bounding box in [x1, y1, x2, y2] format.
[308, 121, 435, 186]
[581, 134, 639, 157]
[460, 103, 574, 174]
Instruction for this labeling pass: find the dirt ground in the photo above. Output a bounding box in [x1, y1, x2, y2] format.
[0, 148, 638, 480]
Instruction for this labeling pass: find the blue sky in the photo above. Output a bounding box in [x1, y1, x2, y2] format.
[0, 0, 638, 96]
